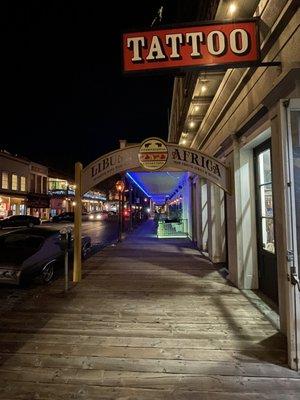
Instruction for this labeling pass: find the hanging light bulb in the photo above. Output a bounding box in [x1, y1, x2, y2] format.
[228, 3, 237, 16]
[201, 83, 207, 93]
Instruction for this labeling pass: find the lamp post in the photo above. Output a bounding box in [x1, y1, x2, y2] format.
[116, 180, 125, 242]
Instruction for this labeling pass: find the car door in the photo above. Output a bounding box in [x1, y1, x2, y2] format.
[6, 216, 18, 227]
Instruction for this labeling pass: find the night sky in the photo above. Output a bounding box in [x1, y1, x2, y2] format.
[1, 1, 195, 174]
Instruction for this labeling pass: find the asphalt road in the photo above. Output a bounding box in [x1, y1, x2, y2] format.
[0, 220, 120, 246]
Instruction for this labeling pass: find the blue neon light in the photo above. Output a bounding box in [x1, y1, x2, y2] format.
[126, 172, 151, 198]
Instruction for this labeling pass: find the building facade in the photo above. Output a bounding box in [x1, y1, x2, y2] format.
[27, 162, 50, 220]
[0, 151, 50, 220]
[48, 171, 106, 216]
[168, 0, 300, 370]
[0, 150, 29, 218]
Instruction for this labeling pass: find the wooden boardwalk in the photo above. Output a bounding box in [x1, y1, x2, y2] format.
[0, 221, 299, 399]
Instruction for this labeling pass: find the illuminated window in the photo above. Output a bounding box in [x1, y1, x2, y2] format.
[20, 176, 26, 192]
[1, 172, 8, 189]
[12, 174, 18, 191]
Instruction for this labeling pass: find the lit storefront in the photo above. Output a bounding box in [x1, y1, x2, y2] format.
[0, 150, 30, 218]
[167, 0, 300, 369]
[0, 195, 26, 218]
[48, 177, 106, 215]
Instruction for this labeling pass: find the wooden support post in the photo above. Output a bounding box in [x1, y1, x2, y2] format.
[73, 162, 82, 283]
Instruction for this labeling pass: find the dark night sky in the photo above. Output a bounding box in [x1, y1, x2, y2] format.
[0, 1, 196, 174]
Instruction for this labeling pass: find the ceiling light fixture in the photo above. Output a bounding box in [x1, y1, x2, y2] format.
[228, 3, 237, 15]
[189, 121, 195, 128]
[182, 139, 187, 145]
[201, 84, 207, 93]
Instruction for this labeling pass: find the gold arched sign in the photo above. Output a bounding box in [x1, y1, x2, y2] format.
[81, 137, 230, 195]
[73, 138, 230, 283]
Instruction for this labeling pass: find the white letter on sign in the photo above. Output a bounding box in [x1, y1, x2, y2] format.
[127, 37, 145, 62]
[186, 32, 204, 57]
[146, 36, 166, 61]
[230, 29, 250, 54]
[207, 31, 226, 56]
[165, 33, 183, 59]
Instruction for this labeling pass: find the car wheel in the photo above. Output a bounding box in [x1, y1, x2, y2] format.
[40, 261, 55, 284]
[28, 222, 34, 228]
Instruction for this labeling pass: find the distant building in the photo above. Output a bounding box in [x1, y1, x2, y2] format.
[0, 150, 29, 218]
[27, 162, 50, 220]
[48, 169, 106, 216]
[0, 150, 50, 220]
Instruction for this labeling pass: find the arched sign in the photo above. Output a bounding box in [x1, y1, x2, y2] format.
[81, 137, 230, 194]
[73, 137, 231, 283]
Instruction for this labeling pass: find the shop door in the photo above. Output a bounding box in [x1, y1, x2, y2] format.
[284, 99, 300, 370]
[254, 140, 278, 304]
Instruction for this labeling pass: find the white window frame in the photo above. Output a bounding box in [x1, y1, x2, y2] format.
[20, 176, 26, 192]
[12, 174, 18, 191]
[1, 171, 9, 189]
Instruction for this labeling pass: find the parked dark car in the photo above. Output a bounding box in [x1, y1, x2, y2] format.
[0, 227, 91, 285]
[0, 215, 41, 229]
[51, 212, 74, 222]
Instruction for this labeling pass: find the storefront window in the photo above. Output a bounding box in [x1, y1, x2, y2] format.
[0, 196, 9, 218]
[48, 179, 68, 191]
[20, 176, 26, 192]
[291, 110, 300, 265]
[20, 204, 26, 215]
[257, 149, 275, 253]
[1, 172, 8, 189]
[12, 174, 18, 191]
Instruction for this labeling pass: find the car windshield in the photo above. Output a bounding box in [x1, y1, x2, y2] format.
[0, 234, 45, 251]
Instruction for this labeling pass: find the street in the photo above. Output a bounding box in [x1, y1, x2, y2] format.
[0, 220, 120, 246]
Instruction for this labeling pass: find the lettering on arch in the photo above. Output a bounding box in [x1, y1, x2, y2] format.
[81, 139, 230, 195]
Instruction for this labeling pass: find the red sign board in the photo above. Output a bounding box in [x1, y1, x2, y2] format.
[123, 20, 260, 73]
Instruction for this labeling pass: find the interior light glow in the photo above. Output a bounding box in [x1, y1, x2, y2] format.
[194, 105, 200, 112]
[189, 121, 195, 128]
[228, 3, 237, 15]
[126, 172, 151, 198]
[201, 84, 207, 93]
[182, 139, 187, 145]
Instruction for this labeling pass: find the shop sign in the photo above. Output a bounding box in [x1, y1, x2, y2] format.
[138, 138, 168, 170]
[82, 146, 141, 194]
[167, 145, 227, 189]
[123, 19, 260, 73]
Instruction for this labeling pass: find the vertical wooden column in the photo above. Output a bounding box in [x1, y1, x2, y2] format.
[73, 162, 83, 283]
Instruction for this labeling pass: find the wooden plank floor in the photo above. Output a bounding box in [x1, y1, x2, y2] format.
[0, 221, 299, 399]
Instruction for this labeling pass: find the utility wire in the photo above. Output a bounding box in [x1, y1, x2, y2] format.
[151, 5, 164, 27]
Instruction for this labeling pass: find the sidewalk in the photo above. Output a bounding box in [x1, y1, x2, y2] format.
[0, 220, 299, 399]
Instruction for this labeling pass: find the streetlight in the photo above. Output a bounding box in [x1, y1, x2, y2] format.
[116, 180, 125, 242]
